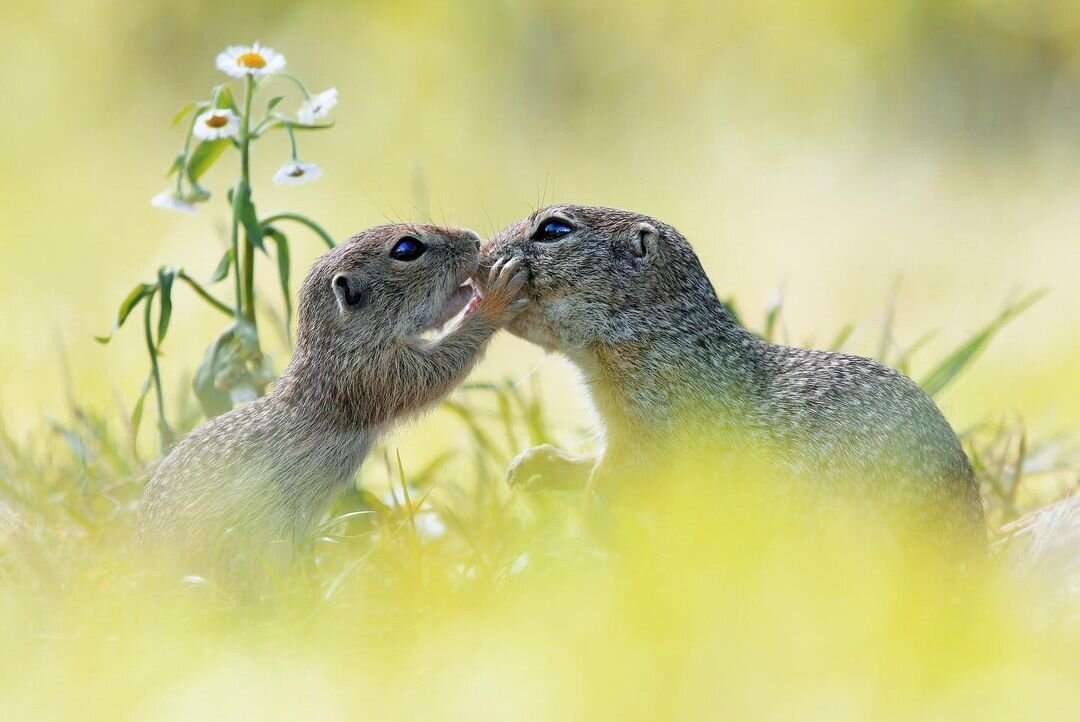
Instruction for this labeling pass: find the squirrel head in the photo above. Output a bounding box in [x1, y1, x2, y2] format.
[296, 223, 481, 352]
[479, 205, 722, 355]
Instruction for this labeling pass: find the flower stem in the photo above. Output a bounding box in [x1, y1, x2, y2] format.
[178, 271, 233, 317]
[239, 74, 258, 328]
[176, 110, 200, 195]
[278, 73, 311, 100]
[285, 121, 298, 160]
[143, 288, 173, 451]
[260, 212, 336, 249]
[229, 183, 243, 319]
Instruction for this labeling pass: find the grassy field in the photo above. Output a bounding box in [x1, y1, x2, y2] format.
[4, 1, 1080, 719]
[1, 299, 1078, 722]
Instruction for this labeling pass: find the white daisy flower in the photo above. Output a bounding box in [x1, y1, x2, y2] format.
[215, 42, 286, 79]
[192, 109, 240, 140]
[151, 190, 197, 215]
[297, 88, 338, 126]
[273, 160, 322, 185]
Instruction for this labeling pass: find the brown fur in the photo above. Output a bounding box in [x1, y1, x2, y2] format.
[138, 223, 526, 575]
[480, 205, 986, 553]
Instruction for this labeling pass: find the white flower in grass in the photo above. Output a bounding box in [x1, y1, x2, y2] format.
[151, 190, 197, 215]
[216, 42, 286, 79]
[273, 160, 322, 185]
[297, 88, 338, 126]
[192, 108, 240, 140]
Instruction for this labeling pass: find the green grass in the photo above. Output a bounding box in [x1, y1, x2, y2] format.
[0, 296, 1077, 721]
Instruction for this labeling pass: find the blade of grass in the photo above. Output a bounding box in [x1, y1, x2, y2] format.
[919, 290, 1044, 397]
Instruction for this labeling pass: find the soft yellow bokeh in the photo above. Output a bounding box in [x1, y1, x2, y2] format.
[2, 0, 1079, 443]
[2, 4, 1080, 716]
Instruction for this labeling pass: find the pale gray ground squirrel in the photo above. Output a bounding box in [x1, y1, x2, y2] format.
[138, 223, 528, 572]
[477, 205, 986, 550]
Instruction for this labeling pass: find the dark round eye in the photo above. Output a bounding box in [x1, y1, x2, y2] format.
[390, 236, 426, 261]
[532, 219, 574, 242]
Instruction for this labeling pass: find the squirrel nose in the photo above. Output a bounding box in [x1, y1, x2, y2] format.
[462, 229, 481, 249]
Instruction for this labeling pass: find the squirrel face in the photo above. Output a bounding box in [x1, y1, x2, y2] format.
[480, 205, 693, 352]
[296, 223, 481, 350]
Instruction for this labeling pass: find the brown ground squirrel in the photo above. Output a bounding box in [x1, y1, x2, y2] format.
[138, 223, 527, 573]
[478, 205, 986, 549]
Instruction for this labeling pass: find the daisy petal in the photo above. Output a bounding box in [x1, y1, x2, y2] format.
[273, 161, 322, 186]
[151, 190, 197, 215]
[297, 88, 339, 126]
[215, 42, 286, 79]
[192, 109, 241, 141]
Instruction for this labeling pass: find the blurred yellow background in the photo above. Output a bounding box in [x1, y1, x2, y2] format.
[2, 0, 1079, 442]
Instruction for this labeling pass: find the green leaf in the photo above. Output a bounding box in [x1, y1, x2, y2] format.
[291, 121, 334, 131]
[95, 282, 154, 344]
[177, 271, 233, 316]
[828, 323, 855, 352]
[895, 329, 939, 376]
[130, 376, 153, 450]
[719, 297, 742, 328]
[209, 248, 232, 283]
[171, 101, 198, 127]
[193, 320, 267, 418]
[266, 119, 335, 132]
[166, 153, 185, 178]
[157, 266, 179, 345]
[259, 212, 336, 249]
[266, 96, 285, 113]
[194, 327, 235, 418]
[186, 138, 230, 183]
[184, 183, 212, 204]
[213, 85, 237, 112]
[919, 291, 1044, 397]
[264, 227, 292, 333]
[235, 181, 265, 252]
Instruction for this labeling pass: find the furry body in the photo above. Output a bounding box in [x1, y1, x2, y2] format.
[139, 223, 526, 571]
[482, 205, 985, 548]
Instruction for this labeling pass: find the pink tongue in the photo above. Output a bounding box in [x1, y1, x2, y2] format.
[465, 296, 482, 315]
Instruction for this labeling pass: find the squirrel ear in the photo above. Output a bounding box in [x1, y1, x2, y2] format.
[630, 222, 657, 260]
[332, 273, 368, 313]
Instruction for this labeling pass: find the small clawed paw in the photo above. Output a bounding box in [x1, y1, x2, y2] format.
[506, 445, 564, 490]
[480, 256, 529, 321]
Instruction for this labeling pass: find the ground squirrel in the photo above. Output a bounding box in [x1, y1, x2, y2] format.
[478, 205, 986, 549]
[138, 223, 527, 573]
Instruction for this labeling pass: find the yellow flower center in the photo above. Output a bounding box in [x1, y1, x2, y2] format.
[205, 114, 229, 128]
[236, 51, 267, 69]
[288, 167, 306, 177]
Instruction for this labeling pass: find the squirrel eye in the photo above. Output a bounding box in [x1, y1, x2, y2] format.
[389, 236, 426, 261]
[532, 219, 574, 242]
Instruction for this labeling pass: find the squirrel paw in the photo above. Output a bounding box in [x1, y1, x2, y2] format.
[476, 257, 529, 325]
[506, 444, 590, 492]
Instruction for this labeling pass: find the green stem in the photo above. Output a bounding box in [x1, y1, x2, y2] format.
[176, 109, 201, 195]
[277, 73, 311, 99]
[229, 183, 243, 319]
[240, 73, 258, 327]
[142, 288, 172, 451]
[260, 212, 336, 249]
[243, 228, 256, 325]
[178, 271, 233, 317]
[285, 121, 298, 160]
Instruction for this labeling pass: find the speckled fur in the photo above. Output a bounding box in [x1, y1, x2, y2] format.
[138, 223, 525, 573]
[481, 205, 986, 549]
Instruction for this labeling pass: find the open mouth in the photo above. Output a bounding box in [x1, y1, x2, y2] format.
[423, 280, 477, 336]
